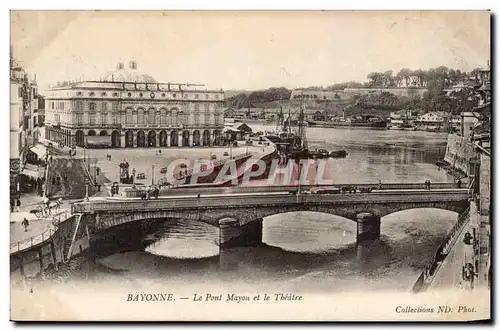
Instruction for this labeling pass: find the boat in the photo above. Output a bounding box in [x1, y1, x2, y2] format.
[265, 93, 310, 159]
[329, 150, 348, 158]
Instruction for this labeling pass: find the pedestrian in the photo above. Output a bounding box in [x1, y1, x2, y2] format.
[51, 177, 56, 185]
[22, 218, 29, 232]
[457, 178, 462, 188]
[428, 180, 431, 190]
[63, 173, 68, 181]
[10, 199, 14, 213]
[49, 156, 53, 163]
[16, 198, 21, 212]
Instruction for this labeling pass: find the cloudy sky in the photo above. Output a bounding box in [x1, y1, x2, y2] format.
[11, 10, 490, 91]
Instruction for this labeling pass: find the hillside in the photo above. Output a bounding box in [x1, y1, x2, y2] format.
[224, 90, 250, 99]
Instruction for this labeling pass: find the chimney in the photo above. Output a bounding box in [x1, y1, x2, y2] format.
[129, 60, 137, 70]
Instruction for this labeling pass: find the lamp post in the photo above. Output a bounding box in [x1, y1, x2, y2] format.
[151, 165, 155, 185]
[132, 168, 136, 185]
[84, 178, 89, 201]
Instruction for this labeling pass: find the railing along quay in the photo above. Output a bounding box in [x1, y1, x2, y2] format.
[173, 152, 253, 181]
[10, 210, 70, 254]
[412, 206, 471, 293]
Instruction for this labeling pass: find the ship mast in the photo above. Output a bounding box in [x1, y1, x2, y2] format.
[277, 97, 283, 132]
[298, 89, 307, 149]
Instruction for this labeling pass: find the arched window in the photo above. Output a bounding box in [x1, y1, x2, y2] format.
[137, 110, 144, 125]
[149, 109, 155, 124]
[126, 109, 133, 124]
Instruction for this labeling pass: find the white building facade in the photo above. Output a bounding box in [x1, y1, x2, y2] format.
[45, 61, 225, 148]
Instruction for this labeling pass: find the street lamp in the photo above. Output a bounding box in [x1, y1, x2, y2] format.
[151, 165, 155, 186]
[84, 178, 89, 201]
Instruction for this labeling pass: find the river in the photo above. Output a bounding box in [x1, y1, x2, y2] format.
[82, 126, 458, 293]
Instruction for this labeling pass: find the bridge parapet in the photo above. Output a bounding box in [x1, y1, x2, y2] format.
[73, 190, 471, 214]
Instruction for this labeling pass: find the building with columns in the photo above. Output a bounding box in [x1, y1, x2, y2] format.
[45, 61, 225, 148]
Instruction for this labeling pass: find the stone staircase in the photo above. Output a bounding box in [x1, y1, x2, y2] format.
[63, 214, 82, 261]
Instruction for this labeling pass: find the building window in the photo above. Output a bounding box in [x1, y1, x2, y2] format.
[137, 112, 144, 125]
[101, 92, 107, 97]
[89, 102, 96, 111]
[18, 86, 22, 98]
[149, 112, 155, 125]
[139, 93, 143, 97]
[76, 101, 83, 111]
[215, 95, 220, 100]
[161, 93, 166, 98]
[205, 94, 209, 99]
[76, 114, 83, 125]
[173, 93, 176, 98]
[101, 102, 108, 112]
[100, 113, 107, 125]
[113, 92, 119, 97]
[89, 92, 95, 97]
[112, 102, 119, 112]
[126, 112, 133, 124]
[113, 114, 119, 125]
[195, 94, 199, 99]
[89, 113, 96, 125]
[128, 92, 132, 97]
[194, 103, 199, 112]
[77, 92, 82, 96]
[51, 102, 54, 109]
[184, 94, 188, 99]
[194, 115, 200, 125]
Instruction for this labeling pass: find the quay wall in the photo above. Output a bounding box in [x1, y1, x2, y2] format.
[10, 214, 86, 281]
[443, 134, 476, 175]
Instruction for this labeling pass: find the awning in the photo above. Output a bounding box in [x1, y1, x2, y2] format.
[222, 127, 241, 133]
[21, 167, 40, 179]
[22, 163, 44, 179]
[30, 145, 47, 159]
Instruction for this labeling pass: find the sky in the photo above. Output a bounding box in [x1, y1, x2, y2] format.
[10, 10, 491, 92]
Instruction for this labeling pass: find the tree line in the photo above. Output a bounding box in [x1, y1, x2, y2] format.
[225, 66, 487, 114]
[225, 87, 291, 109]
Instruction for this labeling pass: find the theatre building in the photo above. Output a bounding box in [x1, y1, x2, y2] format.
[45, 61, 225, 148]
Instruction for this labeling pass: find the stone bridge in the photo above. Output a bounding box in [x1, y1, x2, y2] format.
[72, 188, 471, 248]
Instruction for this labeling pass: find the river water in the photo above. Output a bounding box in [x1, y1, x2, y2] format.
[86, 126, 458, 293]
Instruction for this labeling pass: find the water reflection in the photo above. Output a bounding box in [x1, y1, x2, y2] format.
[87, 127, 457, 291]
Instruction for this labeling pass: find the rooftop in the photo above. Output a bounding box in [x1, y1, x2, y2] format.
[100, 61, 158, 84]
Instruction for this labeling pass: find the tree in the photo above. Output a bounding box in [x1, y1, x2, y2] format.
[412, 69, 427, 87]
[383, 70, 394, 87]
[396, 68, 412, 87]
[367, 72, 384, 87]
